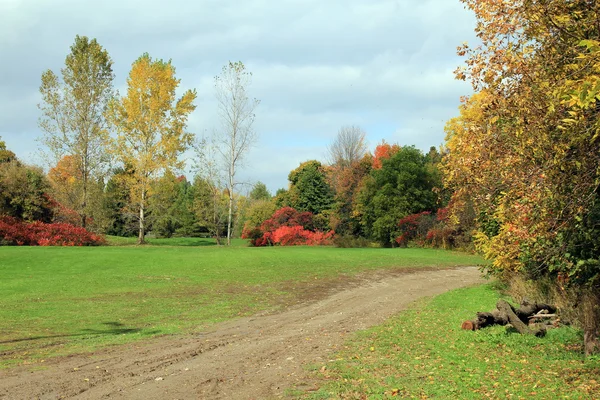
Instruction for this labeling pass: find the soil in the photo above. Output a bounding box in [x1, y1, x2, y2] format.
[0, 266, 483, 400]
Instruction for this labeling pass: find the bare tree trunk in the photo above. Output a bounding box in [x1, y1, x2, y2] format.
[81, 152, 88, 228]
[226, 139, 235, 246]
[227, 192, 233, 246]
[213, 188, 222, 246]
[138, 190, 146, 245]
[582, 290, 600, 356]
[81, 170, 88, 228]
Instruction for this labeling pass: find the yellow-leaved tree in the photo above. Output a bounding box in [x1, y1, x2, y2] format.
[446, 0, 600, 354]
[106, 54, 196, 244]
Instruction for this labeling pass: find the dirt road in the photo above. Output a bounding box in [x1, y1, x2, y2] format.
[0, 266, 483, 399]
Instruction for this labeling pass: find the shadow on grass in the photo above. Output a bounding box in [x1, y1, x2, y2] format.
[0, 322, 160, 344]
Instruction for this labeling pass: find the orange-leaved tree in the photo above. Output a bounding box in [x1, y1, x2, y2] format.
[371, 140, 400, 170]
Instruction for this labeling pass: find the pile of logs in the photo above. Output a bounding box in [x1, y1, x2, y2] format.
[461, 299, 557, 337]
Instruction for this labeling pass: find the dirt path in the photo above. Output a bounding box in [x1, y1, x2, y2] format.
[0, 266, 483, 400]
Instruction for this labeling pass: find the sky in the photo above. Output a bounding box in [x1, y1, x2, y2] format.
[0, 0, 478, 194]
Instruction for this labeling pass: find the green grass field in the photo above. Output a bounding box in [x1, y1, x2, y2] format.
[0, 239, 482, 367]
[301, 284, 600, 399]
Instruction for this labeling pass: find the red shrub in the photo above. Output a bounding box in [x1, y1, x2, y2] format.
[425, 226, 456, 249]
[245, 207, 335, 247]
[436, 207, 450, 222]
[267, 225, 335, 246]
[395, 211, 433, 247]
[260, 207, 315, 232]
[0, 216, 106, 246]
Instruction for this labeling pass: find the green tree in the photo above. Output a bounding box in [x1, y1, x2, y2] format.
[148, 173, 197, 238]
[241, 199, 276, 234]
[192, 176, 228, 243]
[249, 181, 271, 201]
[274, 188, 290, 209]
[106, 53, 196, 244]
[356, 146, 437, 247]
[102, 167, 136, 237]
[0, 142, 54, 222]
[287, 160, 334, 216]
[147, 171, 181, 238]
[38, 35, 114, 228]
[236, 183, 274, 238]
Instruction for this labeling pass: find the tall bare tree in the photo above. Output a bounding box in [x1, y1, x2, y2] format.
[214, 61, 259, 245]
[38, 35, 114, 228]
[326, 125, 367, 168]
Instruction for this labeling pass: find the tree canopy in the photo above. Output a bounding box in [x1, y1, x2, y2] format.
[106, 53, 196, 244]
[446, 0, 600, 355]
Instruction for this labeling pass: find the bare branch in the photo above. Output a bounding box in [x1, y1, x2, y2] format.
[214, 61, 259, 245]
[326, 125, 367, 167]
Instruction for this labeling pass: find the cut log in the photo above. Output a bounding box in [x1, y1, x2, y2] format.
[496, 299, 546, 337]
[461, 299, 556, 336]
[515, 299, 556, 324]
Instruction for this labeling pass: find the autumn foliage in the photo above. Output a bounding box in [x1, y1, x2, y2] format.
[447, 0, 600, 354]
[372, 140, 400, 170]
[395, 211, 433, 247]
[393, 209, 459, 249]
[242, 207, 334, 246]
[0, 216, 106, 246]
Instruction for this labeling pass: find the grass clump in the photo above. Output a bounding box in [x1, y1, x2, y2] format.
[304, 284, 600, 399]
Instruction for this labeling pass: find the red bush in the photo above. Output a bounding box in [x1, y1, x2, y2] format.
[243, 207, 334, 247]
[259, 207, 315, 232]
[395, 211, 433, 247]
[47, 195, 82, 225]
[425, 226, 456, 249]
[0, 216, 106, 246]
[393, 209, 461, 249]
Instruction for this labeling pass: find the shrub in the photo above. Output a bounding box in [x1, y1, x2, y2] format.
[243, 207, 335, 247]
[333, 235, 371, 248]
[393, 209, 471, 250]
[0, 216, 106, 246]
[425, 226, 456, 249]
[395, 211, 433, 247]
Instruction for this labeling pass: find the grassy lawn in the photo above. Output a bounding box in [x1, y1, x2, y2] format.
[0, 239, 482, 367]
[301, 284, 600, 399]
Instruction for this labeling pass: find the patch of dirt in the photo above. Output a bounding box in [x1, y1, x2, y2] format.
[0, 266, 484, 399]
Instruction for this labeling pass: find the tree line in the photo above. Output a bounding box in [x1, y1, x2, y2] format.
[1, 35, 456, 249]
[29, 36, 257, 244]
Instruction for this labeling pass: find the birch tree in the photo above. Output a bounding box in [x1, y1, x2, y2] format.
[106, 53, 196, 244]
[215, 61, 259, 245]
[38, 35, 114, 228]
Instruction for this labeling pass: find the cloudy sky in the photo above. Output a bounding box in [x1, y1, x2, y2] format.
[0, 0, 477, 193]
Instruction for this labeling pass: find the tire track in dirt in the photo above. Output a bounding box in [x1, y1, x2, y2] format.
[0, 266, 484, 400]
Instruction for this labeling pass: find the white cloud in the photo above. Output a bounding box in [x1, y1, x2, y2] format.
[0, 0, 478, 191]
